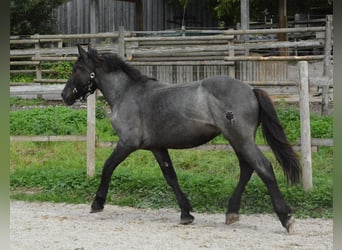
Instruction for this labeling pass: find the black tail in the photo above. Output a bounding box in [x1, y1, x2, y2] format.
[253, 88, 301, 185]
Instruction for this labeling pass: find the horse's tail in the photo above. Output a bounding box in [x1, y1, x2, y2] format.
[253, 88, 301, 185]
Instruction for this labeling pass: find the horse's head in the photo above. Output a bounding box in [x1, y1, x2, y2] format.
[61, 44, 98, 105]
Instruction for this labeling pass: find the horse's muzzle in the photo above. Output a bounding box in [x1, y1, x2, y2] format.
[61, 88, 76, 106]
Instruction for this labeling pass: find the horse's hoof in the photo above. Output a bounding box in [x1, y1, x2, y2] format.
[90, 207, 103, 213]
[90, 201, 104, 213]
[225, 213, 239, 225]
[285, 216, 295, 233]
[180, 214, 195, 225]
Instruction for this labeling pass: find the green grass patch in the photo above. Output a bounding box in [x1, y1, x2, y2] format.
[10, 142, 332, 218]
[10, 100, 117, 141]
[10, 97, 50, 107]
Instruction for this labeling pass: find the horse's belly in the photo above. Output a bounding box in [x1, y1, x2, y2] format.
[146, 123, 220, 149]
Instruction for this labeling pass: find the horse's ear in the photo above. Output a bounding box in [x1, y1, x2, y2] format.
[88, 44, 94, 53]
[87, 45, 98, 59]
[77, 44, 88, 60]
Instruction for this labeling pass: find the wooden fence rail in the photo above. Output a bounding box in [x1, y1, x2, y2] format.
[10, 135, 333, 152]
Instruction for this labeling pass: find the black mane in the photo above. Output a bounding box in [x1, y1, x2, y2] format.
[90, 49, 154, 83]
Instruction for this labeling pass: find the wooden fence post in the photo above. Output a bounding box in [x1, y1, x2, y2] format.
[228, 39, 235, 78]
[86, 0, 99, 177]
[118, 26, 125, 58]
[321, 15, 333, 115]
[34, 35, 42, 99]
[86, 93, 96, 177]
[298, 61, 312, 192]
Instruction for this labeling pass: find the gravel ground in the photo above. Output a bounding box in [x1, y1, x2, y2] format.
[10, 201, 332, 250]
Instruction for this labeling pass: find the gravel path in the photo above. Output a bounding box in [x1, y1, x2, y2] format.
[10, 201, 333, 250]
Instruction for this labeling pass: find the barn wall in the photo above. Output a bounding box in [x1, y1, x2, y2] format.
[55, 0, 218, 33]
[55, 0, 136, 34]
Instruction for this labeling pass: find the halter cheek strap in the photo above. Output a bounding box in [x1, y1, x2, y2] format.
[79, 71, 98, 101]
[87, 72, 97, 94]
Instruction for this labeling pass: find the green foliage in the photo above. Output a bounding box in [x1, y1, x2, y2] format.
[276, 105, 333, 143]
[10, 0, 69, 35]
[45, 61, 74, 79]
[10, 97, 49, 107]
[178, 0, 191, 7]
[10, 73, 35, 83]
[10, 60, 73, 84]
[214, 0, 241, 26]
[10, 101, 116, 141]
[310, 114, 333, 139]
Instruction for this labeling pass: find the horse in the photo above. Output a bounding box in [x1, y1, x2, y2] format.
[62, 44, 301, 233]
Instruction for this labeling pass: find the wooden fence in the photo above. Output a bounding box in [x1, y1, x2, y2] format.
[10, 19, 333, 104]
[10, 16, 333, 190]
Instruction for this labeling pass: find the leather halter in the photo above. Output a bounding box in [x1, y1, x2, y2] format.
[72, 71, 98, 101]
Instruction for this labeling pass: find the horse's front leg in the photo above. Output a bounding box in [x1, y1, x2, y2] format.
[152, 149, 194, 224]
[91, 143, 134, 213]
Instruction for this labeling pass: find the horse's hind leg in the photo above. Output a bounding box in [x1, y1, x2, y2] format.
[226, 159, 254, 224]
[152, 149, 194, 225]
[235, 143, 294, 232]
[245, 144, 293, 232]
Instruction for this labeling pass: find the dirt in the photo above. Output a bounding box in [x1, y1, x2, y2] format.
[10, 201, 333, 250]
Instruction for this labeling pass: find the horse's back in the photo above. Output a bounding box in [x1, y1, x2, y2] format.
[202, 76, 255, 101]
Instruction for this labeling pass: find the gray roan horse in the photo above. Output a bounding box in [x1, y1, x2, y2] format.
[62, 45, 301, 233]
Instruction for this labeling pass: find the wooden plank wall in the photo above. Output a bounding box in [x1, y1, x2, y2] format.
[55, 0, 136, 34]
[55, 0, 218, 33]
[134, 65, 232, 84]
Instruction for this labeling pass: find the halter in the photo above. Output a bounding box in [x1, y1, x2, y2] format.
[87, 72, 97, 94]
[72, 71, 98, 101]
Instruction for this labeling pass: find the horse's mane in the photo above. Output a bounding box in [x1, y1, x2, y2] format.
[88, 48, 154, 83]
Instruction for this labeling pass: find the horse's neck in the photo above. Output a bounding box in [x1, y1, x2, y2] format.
[96, 71, 131, 108]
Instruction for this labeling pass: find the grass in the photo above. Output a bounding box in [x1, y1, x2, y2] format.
[10, 97, 50, 107]
[10, 141, 333, 218]
[9, 98, 333, 218]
